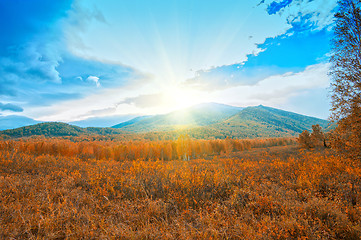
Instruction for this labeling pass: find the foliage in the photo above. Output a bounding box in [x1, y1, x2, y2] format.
[311, 124, 326, 147]
[0, 137, 295, 161]
[330, 0, 361, 160]
[298, 124, 327, 149]
[0, 139, 360, 239]
[298, 130, 313, 149]
[330, 104, 361, 160]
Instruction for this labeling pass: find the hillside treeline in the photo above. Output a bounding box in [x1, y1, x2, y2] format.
[0, 137, 295, 161]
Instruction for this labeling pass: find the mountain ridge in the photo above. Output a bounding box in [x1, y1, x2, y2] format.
[205, 105, 329, 138]
[112, 103, 243, 132]
[0, 104, 330, 139]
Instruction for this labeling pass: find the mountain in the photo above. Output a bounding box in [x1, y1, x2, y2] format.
[159, 105, 330, 139]
[112, 103, 243, 132]
[0, 122, 129, 138]
[70, 115, 137, 128]
[208, 105, 329, 137]
[0, 115, 40, 130]
[112, 116, 152, 129]
[0, 104, 330, 140]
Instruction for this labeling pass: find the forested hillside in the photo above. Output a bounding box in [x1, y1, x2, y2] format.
[0, 122, 129, 138]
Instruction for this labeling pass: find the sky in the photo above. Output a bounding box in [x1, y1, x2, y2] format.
[0, 0, 338, 123]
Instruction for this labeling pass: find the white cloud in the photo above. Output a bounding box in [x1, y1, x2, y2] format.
[28, 76, 155, 121]
[77, 107, 117, 119]
[250, 63, 330, 101]
[86, 76, 100, 87]
[208, 63, 330, 113]
[118, 93, 166, 109]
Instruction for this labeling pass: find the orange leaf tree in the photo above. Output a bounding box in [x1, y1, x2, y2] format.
[330, 0, 361, 160]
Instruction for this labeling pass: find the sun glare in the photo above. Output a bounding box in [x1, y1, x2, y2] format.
[163, 85, 205, 111]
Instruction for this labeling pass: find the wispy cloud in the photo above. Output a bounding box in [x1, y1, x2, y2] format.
[207, 63, 330, 114]
[184, 65, 280, 91]
[118, 93, 166, 109]
[0, 102, 23, 112]
[77, 107, 117, 119]
[249, 63, 330, 101]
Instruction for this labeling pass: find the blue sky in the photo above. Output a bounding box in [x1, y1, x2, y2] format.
[0, 0, 337, 123]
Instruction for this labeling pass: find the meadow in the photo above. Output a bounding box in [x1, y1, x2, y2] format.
[0, 137, 360, 239]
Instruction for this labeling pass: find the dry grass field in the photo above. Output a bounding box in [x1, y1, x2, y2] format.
[0, 138, 360, 239]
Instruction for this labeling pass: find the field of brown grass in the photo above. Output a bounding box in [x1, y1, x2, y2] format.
[0, 138, 360, 239]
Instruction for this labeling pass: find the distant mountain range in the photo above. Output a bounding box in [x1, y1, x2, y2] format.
[0, 115, 40, 130]
[0, 103, 330, 139]
[111, 104, 329, 138]
[69, 115, 137, 128]
[112, 103, 243, 132]
[0, 114, 137, 130]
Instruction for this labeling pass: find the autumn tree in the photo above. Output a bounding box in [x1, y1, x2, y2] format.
[310, 124, 326, 148]
[298, 125, 328, 149]
[329, 0, 361, 159]
[298, 130, 313, 149]
[176, 134, 190, 160]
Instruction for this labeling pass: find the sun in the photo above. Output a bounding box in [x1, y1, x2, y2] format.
[162, 85, 205, 111]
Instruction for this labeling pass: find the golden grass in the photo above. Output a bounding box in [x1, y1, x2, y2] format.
[0, 139, 360, 239]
